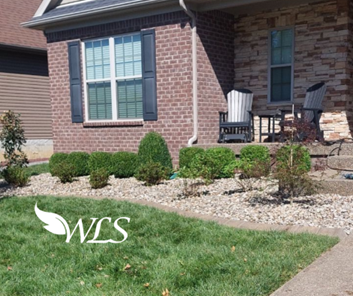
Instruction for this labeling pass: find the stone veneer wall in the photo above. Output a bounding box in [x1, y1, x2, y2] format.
[234, 0, 352, 141]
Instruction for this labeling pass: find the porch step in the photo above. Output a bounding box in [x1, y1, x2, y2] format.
[327, 156, 353, 171]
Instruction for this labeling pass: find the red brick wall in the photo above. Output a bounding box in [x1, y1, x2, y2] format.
[197, 11, 235, 144]
[46, 10, 237, 163]
[46, 12, 194, 165]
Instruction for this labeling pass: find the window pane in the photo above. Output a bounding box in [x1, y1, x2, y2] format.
[271, 31, 282, 48]
[85, 39, 110, 80]
[271, 67, 292, 102]
[282, 67, 292, 84]
[272, 48, 282, 65]
[117, 79, 143, 119]
[281, 47, 292, 64]
[88, 82, 112, 120]
[282, 29, 293, 47]
[115, 34, 142, 78]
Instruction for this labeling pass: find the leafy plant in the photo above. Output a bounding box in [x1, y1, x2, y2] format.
[89, 168, 110, 189]
[67, 152, 90, 177]
[180, 147, 235, 182]
[138, 132, 173, 173]
[135, 162, 169, 186]
[49, 153, 69, 176]
[240, 145, 271, 178]
[179, 147, 205, 169]
[2, 166, 29, 187]
[51, 161, 75, 184]
[112, 152, 138, 178]
[88, 152, 113, 174]
[0, 110, 28, 167]
[275, 144, 315, 200]
[276, 145, 311, 173]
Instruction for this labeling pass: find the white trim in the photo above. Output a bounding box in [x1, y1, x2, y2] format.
[109, 37, 118, 121]
[82, 33, 143, 123]
[267, 26, 295, 104]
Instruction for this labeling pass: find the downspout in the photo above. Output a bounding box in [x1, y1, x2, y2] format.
[179, 0, 198, 147]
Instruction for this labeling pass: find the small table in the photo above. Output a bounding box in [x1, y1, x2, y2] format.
[258, 111, 282, 143]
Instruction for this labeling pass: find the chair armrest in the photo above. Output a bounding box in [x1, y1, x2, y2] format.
[300, 107, 323, 113]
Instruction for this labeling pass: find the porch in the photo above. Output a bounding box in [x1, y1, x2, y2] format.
[192, 0, 352, 145]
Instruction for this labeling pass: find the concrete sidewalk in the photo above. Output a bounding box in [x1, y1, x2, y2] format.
[271, 237, 353, 296]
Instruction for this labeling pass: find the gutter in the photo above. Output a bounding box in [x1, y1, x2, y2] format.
[22, 0, 172, 28]
[179, 0, 198, 147]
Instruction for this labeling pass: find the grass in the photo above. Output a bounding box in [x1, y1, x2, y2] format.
[0, 196, 338, 296]
[25, 163, 50, 176]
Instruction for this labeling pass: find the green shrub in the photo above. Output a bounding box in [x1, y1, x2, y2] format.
[276, 145, 311, 173]
[3, 166, 29, 187]
[0, 110, 28, 167]
[206, 147, 235, 178]
[179, 147, 235, 181]
[275, 145, 314, 198]
[240, 145, 271, 177]
[89, 168, 110, 189]
[88, 152, 113, 174]
[223, 160, 242, 178]
[112, 152, 138, 178]
[138, 132, 173, 173]
[179, 147, 205, 169]
[67, 152, 90, 177]
[51, 161, 75, 183]
[49, 153, 68, 176]
[136, 162, 169, 186]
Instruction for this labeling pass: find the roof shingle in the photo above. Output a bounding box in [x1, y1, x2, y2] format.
[0, 0, 47, 50]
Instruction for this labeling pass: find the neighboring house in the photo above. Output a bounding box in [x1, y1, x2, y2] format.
[24, 0, 353, 163]
[0, 0, 53, 161]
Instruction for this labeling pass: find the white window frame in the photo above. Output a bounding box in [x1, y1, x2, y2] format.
[267, 27, 295, 104]
[82, 32, 143, 123]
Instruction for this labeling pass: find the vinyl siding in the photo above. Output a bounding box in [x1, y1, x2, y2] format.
[0, 50, 52, 139]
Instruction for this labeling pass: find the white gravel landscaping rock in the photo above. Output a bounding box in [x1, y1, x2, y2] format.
[1, 173, 353, 235]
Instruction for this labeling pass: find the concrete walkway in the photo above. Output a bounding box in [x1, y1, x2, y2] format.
[271, 236, 353, 296]
[65, 195, 353, 295]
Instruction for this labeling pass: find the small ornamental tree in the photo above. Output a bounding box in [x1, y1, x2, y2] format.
[0, 110, 28, 167]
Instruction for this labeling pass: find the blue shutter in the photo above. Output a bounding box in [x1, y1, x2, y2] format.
[141, 29, 157, 121]
[68, 41, 83, 123]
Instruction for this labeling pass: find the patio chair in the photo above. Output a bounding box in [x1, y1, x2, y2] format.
[219, 89, 254, 143]
[280, 82, 327, 141]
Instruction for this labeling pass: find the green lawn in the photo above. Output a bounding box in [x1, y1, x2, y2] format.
[0, 196, 338, 296]
[25, 163, 50, 176]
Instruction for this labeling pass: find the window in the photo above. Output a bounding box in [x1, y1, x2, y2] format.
[83, 33, 143, 121]
[268, 28, 294, 103]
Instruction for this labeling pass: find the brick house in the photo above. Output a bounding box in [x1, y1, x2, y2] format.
[24, 0, 353, 163]
[0, 0, 53, 161]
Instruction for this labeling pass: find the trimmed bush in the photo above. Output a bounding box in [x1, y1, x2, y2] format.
[88, 152, 113, 174]
[52, 161, 75, 183]
[136, 162, 169, 186]
[206, 147, 235, 179]
[90, 168, 110, 189]
[179, 147, 205, 169]
[138, 132, 173, 173]
[276, 145, 311, 173]
[112, 152, 138, 178]
[3, 166, 29, 187]
[49, 153, 68, 176]
[67, 152, 90, 177]
[240, 145, 271, 177]
[180, 147, 235, 182]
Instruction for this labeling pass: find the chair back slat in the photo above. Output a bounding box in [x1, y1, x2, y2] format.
[303, 82, 326, 122]
[228, 89, 253, 122]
